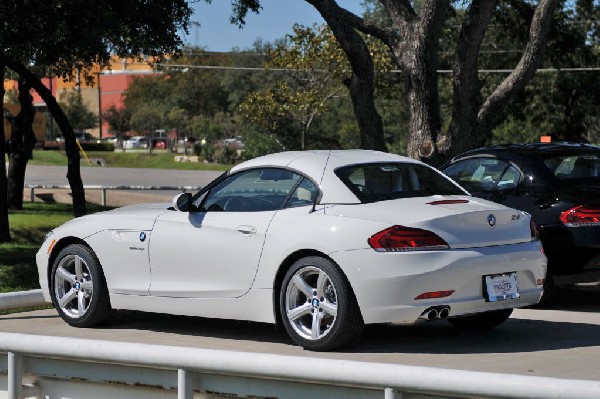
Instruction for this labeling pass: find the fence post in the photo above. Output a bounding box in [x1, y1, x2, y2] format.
[101, 188, 107, 206]
[8, 352, 22, 399]
[178, 368, 193, 399]
[384, 387, 396, 399]
[30, 187, 35, 203]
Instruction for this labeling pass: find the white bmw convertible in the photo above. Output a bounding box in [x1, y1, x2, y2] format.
[37, 150, 546, 351]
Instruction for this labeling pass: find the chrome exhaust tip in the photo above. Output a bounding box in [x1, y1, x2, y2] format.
[418, 306, 451, 322]
[438, 306, 450, 319]
[419, 308, 439, 321]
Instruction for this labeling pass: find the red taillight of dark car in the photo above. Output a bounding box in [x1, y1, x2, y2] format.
[368, 225, 450, 252]
[559, 205, 600, 227]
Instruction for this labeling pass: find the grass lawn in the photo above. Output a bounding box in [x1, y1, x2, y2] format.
[0, 202, 111, 294]
[29, 150, 230, 171]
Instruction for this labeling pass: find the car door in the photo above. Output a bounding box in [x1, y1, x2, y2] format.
[148, 167, 303, 298]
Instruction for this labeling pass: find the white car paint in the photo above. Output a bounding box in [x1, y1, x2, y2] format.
[36, 150, 546, 350]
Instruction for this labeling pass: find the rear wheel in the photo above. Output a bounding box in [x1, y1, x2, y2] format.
[50, 244, 111, 327]
[280, 256, 363, 351]
[448, 308, 513, 330]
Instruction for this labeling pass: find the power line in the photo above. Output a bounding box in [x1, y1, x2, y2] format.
[149, 62, 600, 74]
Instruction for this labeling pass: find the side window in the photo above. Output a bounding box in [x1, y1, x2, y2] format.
[200, 168, 303, 212]
[444, 158, 521, 192]
[284, 178, 319, 208]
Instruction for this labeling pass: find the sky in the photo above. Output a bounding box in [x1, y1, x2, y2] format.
[183, 0, 366, 52]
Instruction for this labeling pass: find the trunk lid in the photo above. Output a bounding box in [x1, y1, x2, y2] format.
[325, 195, 534, 249]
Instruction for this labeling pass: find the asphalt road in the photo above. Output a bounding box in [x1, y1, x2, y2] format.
[24, 164, 223, 205]
[1, 288, 599, 381]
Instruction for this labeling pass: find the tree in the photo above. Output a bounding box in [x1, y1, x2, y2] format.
[58, 90, 98, 133]
[103, 105, 131, 137]
[6, 79, 37, 210]
[0, 0, 192, 242]
[224, 0, 561, 164]
[130, 105, 164, 154]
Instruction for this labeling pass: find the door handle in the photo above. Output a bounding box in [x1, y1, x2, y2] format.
[237, 225, 257, 236]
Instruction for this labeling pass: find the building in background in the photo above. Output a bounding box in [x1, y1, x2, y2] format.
[3, 56, 159, 140]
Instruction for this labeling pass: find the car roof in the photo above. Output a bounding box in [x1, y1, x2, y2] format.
[230, 150, 423, 204]
[450, 142, 600, 162]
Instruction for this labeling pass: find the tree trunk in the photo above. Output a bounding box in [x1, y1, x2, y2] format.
[7, 79, 37, 209]
[7, 61, 87, 217]
[391, 1, 449, 165]
[443, 0, 497, 161]
[307, 0, 386, 151]
[0, 59, 11, 242]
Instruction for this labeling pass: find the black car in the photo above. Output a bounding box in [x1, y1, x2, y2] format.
[442, 142, 600, 290]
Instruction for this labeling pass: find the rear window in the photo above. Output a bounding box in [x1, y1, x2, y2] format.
[335, 162, 465, 203]
[544, 154, 600, 180]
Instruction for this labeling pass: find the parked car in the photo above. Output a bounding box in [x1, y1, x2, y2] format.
[123, 136, 148, 150]
[74, 132, 95, 142]
[37, 150, 545, 351]
[442, 142, 600, 291]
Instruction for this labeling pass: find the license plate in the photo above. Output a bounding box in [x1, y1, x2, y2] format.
[484, 272, 520, 302]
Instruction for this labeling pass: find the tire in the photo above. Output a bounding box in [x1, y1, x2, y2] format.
[279, 256, 364, 351]
[50, 244, 112, 327]
[448, 308, 513, 330]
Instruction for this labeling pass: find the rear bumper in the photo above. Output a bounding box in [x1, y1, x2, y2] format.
[540, 224, 600, 275]
[330, 240, 546, 324]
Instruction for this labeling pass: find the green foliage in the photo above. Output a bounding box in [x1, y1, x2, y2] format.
[103, 105, 131, 135]
[57, 90, 97, 131]
[0, 0, 192, 83]
[130, 105, 164, 135]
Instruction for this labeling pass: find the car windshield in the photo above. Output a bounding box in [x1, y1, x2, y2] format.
[335, 162, 464, 203]
[543, 153, 600, 181]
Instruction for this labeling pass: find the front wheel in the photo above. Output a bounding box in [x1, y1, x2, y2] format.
[448, 308, 513, 330]
[280, 256, 363, 351]
[50, 244, 112, 327]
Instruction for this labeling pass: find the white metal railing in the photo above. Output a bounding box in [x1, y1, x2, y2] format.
[26, 184, 202, 206]
[1, 332, 600, 399]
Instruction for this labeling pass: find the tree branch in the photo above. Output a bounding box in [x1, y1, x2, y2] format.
[477, 0, 560, 128]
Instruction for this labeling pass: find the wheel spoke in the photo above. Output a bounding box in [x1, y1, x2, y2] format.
[320, 301, 337, 318]
[77, 291, 87, 314]
[58, 288, 78, 308]
[74, 257, 84, 280]
[316, 270, 328, 297]
[311, 310, 322, 339]
[292, 274, 313, 298]
[80, 280, 93, 292]
[287, 302, 312, 321]
[56, 267, 76, 284]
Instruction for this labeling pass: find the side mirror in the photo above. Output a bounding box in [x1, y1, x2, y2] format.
[173, 193, 193, 212]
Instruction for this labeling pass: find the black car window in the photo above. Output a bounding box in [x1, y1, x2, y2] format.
[335, 162, 464, 203]
[544, 154, 600, 180]
[200, 168, 303, 212]
[443, 158, 521, 192]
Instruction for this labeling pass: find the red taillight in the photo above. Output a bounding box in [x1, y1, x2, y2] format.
[559, 205, 600, 227]
[368, 225, 449, 252]
[414, 290, 455, 300]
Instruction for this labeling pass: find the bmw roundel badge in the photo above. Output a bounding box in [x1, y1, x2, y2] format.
[139, 232, 147, 242]
[487, 214, 497, 228]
